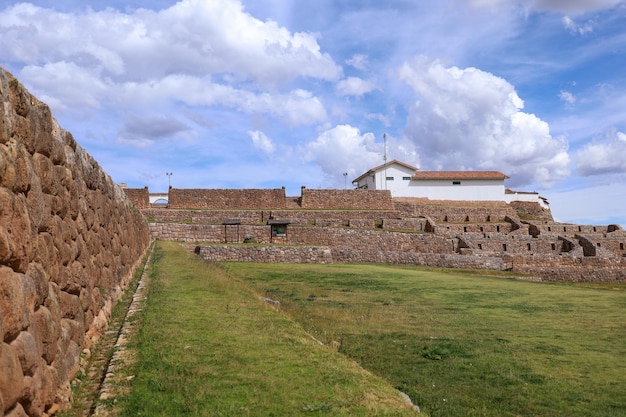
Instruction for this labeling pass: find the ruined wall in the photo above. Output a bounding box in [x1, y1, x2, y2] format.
[123, 186, 149, 209]
[394, 200, 520, 222]
[168, 188, 287, 209]
[194, 245, 508, 269]
[300, 188, 394, 210]
[142, 208, 401, 225]
[509, 201, 553, 222]
[0, 69, 151, 417]
[149, 222, 455, 253]
[508, 254, 626, 283]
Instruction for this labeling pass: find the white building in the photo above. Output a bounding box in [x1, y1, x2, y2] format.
[353, 160, 547, 207]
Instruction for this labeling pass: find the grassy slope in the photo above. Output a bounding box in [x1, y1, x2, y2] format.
[116, 242, 418, 416]
[227, 262, 626, 417]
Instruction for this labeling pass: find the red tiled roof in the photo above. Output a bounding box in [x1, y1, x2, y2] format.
[411, 171, 509, 180]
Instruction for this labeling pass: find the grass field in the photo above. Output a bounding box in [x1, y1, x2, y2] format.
[111, 241, 626, 417]
[114, 241, 418, 416]
[226, 262, 626, 417]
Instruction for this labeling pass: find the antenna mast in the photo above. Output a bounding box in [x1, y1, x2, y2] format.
[383, 133, 387, 190]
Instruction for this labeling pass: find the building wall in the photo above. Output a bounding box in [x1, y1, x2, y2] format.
[359, 164, 416, 194]
[405, 179, 505, 201]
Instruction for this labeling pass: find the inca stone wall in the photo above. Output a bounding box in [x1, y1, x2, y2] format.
[0, 69, 151, 417]
[300, 188, 394, 210]
[122, 187, 150, 209]
[168, 188, 287, 209]
[141, 208, 401, 224]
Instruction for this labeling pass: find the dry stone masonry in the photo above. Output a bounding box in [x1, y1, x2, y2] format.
[0, 68, 151, 417]
[137, 187, 626, 283]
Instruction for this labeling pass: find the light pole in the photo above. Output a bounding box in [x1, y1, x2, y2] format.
[343, 172, 348, 189]
[166, 172, 173, 188]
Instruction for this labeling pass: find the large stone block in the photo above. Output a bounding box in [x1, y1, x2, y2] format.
[0, 267, 31, 343]
[0, 342, 24, 412]
[10, 331, 40, 377]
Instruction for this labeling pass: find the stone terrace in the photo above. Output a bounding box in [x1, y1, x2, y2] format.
[127, 188, 626, 283]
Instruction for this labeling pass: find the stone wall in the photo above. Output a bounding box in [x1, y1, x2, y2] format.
[0, 69, 151, 417]
[300, 188, 394, 210]
[394, 200, 521, 222]
[194, 244, 508, 269]
[142, 208, 401, 224]
[509, 200, 553, 222]
[508, 254, 626, 283]
[123, 186, 149, 209]
[149, 222, 455, 253]
[168, 188, 287, 209]
[195, 245, 333, 263]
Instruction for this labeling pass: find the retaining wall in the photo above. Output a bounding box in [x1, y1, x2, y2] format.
[0, 69, 151, 417]
[149, 223, 455, 253]
[300, 188, 394, 210]
[394, 200, 519, 222]
[168, 188, 287, 209]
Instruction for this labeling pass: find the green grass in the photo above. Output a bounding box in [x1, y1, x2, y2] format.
[116, 242, 418, 416]
[226, 262, 626, 417]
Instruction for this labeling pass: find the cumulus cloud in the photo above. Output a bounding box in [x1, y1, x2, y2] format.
[302, 125, 417, 184]
[575, 130, 626, 176]
[336, 77, 378, 97]
[398, 56, 570, 187]
[302, 125, 383, 182]
[19, 62, 109, 111]
[117, 114, 191, 148]
[0, 0, 341, 85]
[249, 130, 275, 155]
[0, 0, 341, 126]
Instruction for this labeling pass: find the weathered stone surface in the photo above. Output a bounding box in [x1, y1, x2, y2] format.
[0, 67, 151, 415]
[10, 331, 40, 377]
[0, 268, 31, 343]
[0, 342, 24, 412]
[4, 403, 28, 417]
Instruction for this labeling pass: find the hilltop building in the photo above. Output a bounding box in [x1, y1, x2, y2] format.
[353, 160, 548, 208]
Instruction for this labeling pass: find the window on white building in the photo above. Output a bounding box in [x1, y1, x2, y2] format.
[386, 177, 394, 180]
[452, 181, 461, 185]
[403, 176, 411, 180]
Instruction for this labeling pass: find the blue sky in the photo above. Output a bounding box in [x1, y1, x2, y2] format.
[1, 0, 625, 226]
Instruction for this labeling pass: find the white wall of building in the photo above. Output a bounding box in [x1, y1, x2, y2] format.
[355, 164, 416, 193]
[406, 179, 506, 201]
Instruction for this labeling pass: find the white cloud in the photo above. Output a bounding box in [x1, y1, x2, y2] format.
[398, 56, 570, 187]
[249, 130, 275, 155]
[559, 90, 577, 105]
[575, 130, 626, 176]
[562, 16, 594, 35]
[465, 0, 624, 13]
[302, 125, 418, 185]
[336, 77, 378, 97]
[0, 0, 341, 96]
[302, 125, 383, 183]
[345, 54, 369, 71]
[20, 62, 109, 111]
